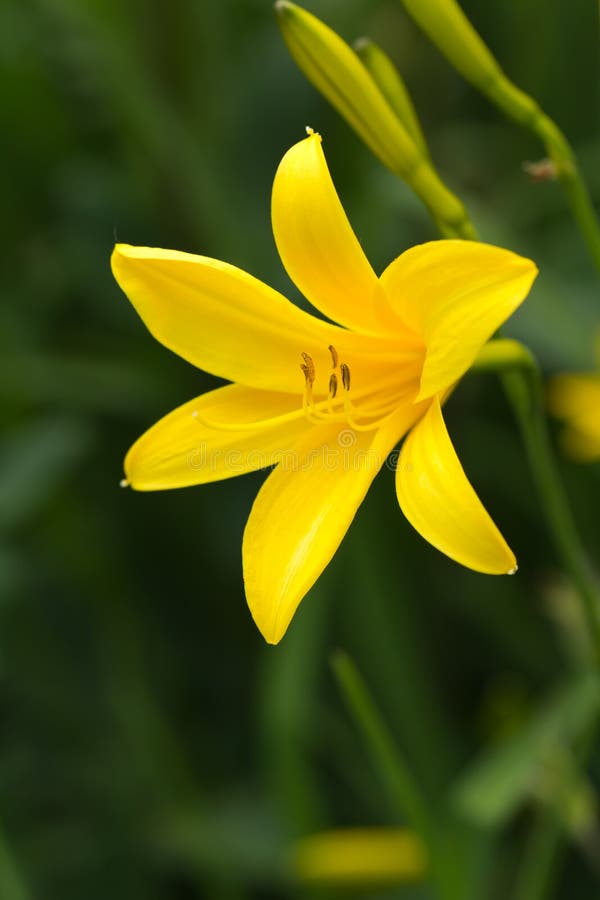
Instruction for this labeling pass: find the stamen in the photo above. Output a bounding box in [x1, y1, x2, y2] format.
[342, 391, 401, 431]
[340, 363, 351, 392]
[299, 348, 418, 432]
[301, 352, 315, 385]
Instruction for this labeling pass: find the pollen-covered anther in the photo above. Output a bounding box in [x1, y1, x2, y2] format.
[300, 351, 315, 385]
[328, 344, 339, 369]
[340, 363, 351, 392]
[329, 373, 338, 399]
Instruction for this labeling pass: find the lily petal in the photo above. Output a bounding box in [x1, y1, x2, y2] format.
[243, 404, 427, 644]
[396, 397, 516, 574]
[272, 133, 381, 334]
[125, 385, 307, 490]
[379, 240, 538, 400]
[112, 244, 413, 393]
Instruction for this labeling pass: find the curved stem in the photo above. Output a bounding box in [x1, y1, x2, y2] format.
[529, 114, 600, 278]
[0, 819, 30, 900]
[330, 650, 465, 900]
[483, 78, 600, 275]
[474, 340, 600, 667]
[513, 713, 599, 900]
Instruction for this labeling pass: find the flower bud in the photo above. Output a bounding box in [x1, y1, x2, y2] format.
[275, 0, 419, 179]
[275, 1, 472, 235]
[354, 37, 429, 160]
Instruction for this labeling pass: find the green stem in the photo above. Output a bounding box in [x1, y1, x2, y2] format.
[0, 819, 30, 900]
[513, 807, 565, 900]
[503, 372, 600, 667]
[473, 339, 600, 667]
[533, 114, 600, 277]
[485, 77, 600, 275]
[331, 651, 464, 900]
[513, 712, 600, 900]
[474, 341, 600, 663]
[398, 0, 600, 276]
[331, 651, 431, 840]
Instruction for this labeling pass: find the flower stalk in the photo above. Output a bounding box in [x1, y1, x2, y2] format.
[0, 818, 30, 900]
[474, 340, 600, 667]
[331, 651, 465, 900]
[398, 0, 600, 276]
[501, 363, 600, 667]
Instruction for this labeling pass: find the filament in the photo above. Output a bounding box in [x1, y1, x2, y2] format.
[192, 349, 418, 435]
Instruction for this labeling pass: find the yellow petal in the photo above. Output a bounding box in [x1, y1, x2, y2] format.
[396, 397, 516, 573]
[112, 244, 414, 393]
[379, 240, 538, 400]
[243, 405, 426, 644]
[112, 244, 326, 392]
[272, 133, 381, 334]
[125, 385, 307, 490]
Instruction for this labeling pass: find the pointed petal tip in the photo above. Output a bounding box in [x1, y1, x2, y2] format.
[119, 478, 129, 488]
[397, 399, 517, 575]
[250, 604, 287, 645]
[507, 563, 518, 575]
[263, 630, 283, 646]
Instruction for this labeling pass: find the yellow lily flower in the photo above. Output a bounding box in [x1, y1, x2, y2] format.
[548, 372, 600, 461]
[112, 130, 537, 644]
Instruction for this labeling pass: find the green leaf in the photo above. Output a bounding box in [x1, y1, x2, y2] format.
[451, 673, 600, 827]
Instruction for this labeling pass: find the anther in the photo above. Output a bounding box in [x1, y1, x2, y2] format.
[328, 345, 339, 369]
[340, 363, 351, 391]
[329, 373, 338, 399]
[300, 352, 315, 385]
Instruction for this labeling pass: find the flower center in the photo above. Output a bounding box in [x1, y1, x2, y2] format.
[190, 345, 415, 435]
[301, 345, 409, 432]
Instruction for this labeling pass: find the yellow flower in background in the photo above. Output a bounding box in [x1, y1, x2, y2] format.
[292, 826, 426, 886]
[548, 372, 600, 462]
[112, 130, 537, 644]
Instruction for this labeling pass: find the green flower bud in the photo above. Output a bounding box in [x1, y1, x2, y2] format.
[399, 0, 540, 128]
[275, 0, 419, 179]
[275, 1, 473, 236]
[354, 37, 429, 160]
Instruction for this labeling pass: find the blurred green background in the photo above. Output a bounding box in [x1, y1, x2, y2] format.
[2, 0, 600, 897]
